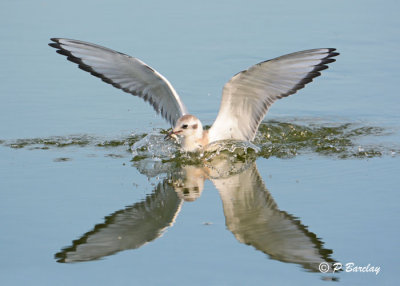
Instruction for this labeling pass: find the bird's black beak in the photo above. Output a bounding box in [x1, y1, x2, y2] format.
[164, 130, 174, 140]
[165, 129, 182, 140]
[165, 129, 180, 140]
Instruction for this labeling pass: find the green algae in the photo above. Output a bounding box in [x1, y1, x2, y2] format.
[1, 120, 398, 160]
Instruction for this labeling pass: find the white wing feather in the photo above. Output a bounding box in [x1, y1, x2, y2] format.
[49, 38, 187, 126]
[208, 48, 339, 142]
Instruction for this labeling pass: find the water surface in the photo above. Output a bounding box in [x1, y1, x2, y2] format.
[1, 0, 399, 285]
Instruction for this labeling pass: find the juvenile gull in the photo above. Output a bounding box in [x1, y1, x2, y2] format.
[49, 38, 339, 152]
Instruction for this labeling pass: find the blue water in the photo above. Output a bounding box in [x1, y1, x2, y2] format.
[1, 0, 399, 285]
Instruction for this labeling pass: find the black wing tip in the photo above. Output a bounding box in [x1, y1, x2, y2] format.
[49, 37, 107, 81]
[49, 39, 61, 49]
[49, 38, 63, 48]
[48, 37, 143, 97]
[280, 48, 339, 98]
[48, 42, 58, 49]
[321, 48, 340, 67]
[325, 48, 340, 58]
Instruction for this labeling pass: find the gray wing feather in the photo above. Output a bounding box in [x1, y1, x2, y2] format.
[49, 38, 187, 126]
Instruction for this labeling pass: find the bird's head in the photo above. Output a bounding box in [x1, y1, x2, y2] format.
[169, 114, 203, 140]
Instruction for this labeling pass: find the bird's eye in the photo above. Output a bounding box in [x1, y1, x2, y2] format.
[182, 124, 188, 129]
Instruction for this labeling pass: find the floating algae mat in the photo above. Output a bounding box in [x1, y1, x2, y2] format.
[2, 134, 145, 150]
[255, 121, 396, 159]
[1, 120, 398, 160]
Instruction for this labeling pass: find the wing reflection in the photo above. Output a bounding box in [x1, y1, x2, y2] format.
[55, 180, 182, 263]
[56, 157, 336, 272]
[210, 161, 335, 272]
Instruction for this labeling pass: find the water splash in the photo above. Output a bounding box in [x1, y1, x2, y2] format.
[129, 133, 259, 180]
[131, 133, 179, 161]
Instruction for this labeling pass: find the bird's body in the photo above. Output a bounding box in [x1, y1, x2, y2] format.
[49, 38, 338, 152]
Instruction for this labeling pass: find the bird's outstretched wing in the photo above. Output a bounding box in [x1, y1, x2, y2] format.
[49, 38, 188, 126]
[208, 49, 339, 142]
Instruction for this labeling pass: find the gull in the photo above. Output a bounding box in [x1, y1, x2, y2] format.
[49, 38, 339, 152]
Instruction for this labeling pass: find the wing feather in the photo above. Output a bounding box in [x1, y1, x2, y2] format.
[208, 48, 339, 142]
[49, 38, 187, 126]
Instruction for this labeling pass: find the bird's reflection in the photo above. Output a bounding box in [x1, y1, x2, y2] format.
[55, 181, 182, 263]
[55, 156, 336, 272]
